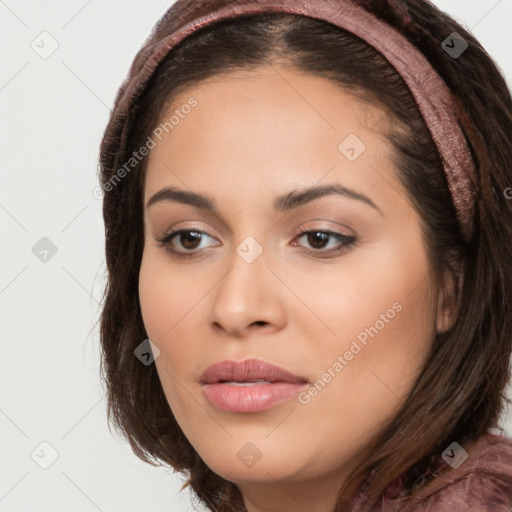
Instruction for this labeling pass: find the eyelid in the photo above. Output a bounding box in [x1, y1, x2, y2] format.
[156, 225, 218, 246]
[160, 221, 220, 240]
[295, 219, 355, 237]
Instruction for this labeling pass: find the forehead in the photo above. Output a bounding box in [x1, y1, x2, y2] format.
[142, 65, 400, 209]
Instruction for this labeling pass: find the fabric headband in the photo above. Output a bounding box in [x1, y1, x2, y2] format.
[107, 0, 477, 240]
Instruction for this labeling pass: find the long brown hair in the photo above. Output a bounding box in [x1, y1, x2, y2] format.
[97, 1, 512, 509]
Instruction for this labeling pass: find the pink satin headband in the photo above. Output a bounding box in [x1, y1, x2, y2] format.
[113, 0, 477, 239]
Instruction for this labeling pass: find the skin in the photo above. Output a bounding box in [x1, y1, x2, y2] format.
[138, 64, 455, 512]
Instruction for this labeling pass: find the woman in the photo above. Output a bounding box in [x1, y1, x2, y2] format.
[97, 0, 512, 510]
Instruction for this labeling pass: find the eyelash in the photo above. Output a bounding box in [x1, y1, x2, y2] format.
[155, 226, 356, 259]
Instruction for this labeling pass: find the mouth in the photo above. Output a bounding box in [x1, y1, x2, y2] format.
[200, 359, 309, 413]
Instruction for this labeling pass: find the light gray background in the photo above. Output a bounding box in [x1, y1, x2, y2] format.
[1, 1, 511, 511]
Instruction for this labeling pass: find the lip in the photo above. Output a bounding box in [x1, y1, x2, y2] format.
[200, 358, 309, 413]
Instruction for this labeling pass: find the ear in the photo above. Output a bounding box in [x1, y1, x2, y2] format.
[435, 269, 461, 333]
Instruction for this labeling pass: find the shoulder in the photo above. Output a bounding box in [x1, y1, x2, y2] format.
[411, 430, 512, 511]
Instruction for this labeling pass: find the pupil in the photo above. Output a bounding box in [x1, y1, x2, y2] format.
[181, 231, 201, 249]
[308, 232, 328, 249]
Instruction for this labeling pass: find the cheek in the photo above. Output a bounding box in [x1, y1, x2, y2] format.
[138, 249, 207, 407]
[138, 248, 196, 344]
[138, 250, 191, 398]
[138, 254, 168, 341]
[302, 233, 431, 375]
[291, 271, 435, 472]
[304, 245, 436, 422]
[305, 241, 434, 355]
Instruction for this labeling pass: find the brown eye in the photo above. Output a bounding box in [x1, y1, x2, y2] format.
[295, 229, 356, 256]
[305, 231, 330, 249]
[177, 231, 202, 250]
[156, 229, 219, 257]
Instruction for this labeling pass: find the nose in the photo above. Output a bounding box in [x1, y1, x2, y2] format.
[207, 242, 286, 339]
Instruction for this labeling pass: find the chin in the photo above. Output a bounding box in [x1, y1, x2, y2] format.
[211, 458, 306, 484]
[193, 436, 314, 484]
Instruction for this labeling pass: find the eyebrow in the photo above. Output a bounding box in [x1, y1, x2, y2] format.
[145, 183, 383, 216]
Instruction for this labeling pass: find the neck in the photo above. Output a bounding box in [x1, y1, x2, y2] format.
[237, 466, 365, 512]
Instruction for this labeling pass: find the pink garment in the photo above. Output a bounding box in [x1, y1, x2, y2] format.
[350, 431, 512, 511]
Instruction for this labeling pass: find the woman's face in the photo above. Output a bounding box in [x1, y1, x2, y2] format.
[139, 65, 449, 506]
